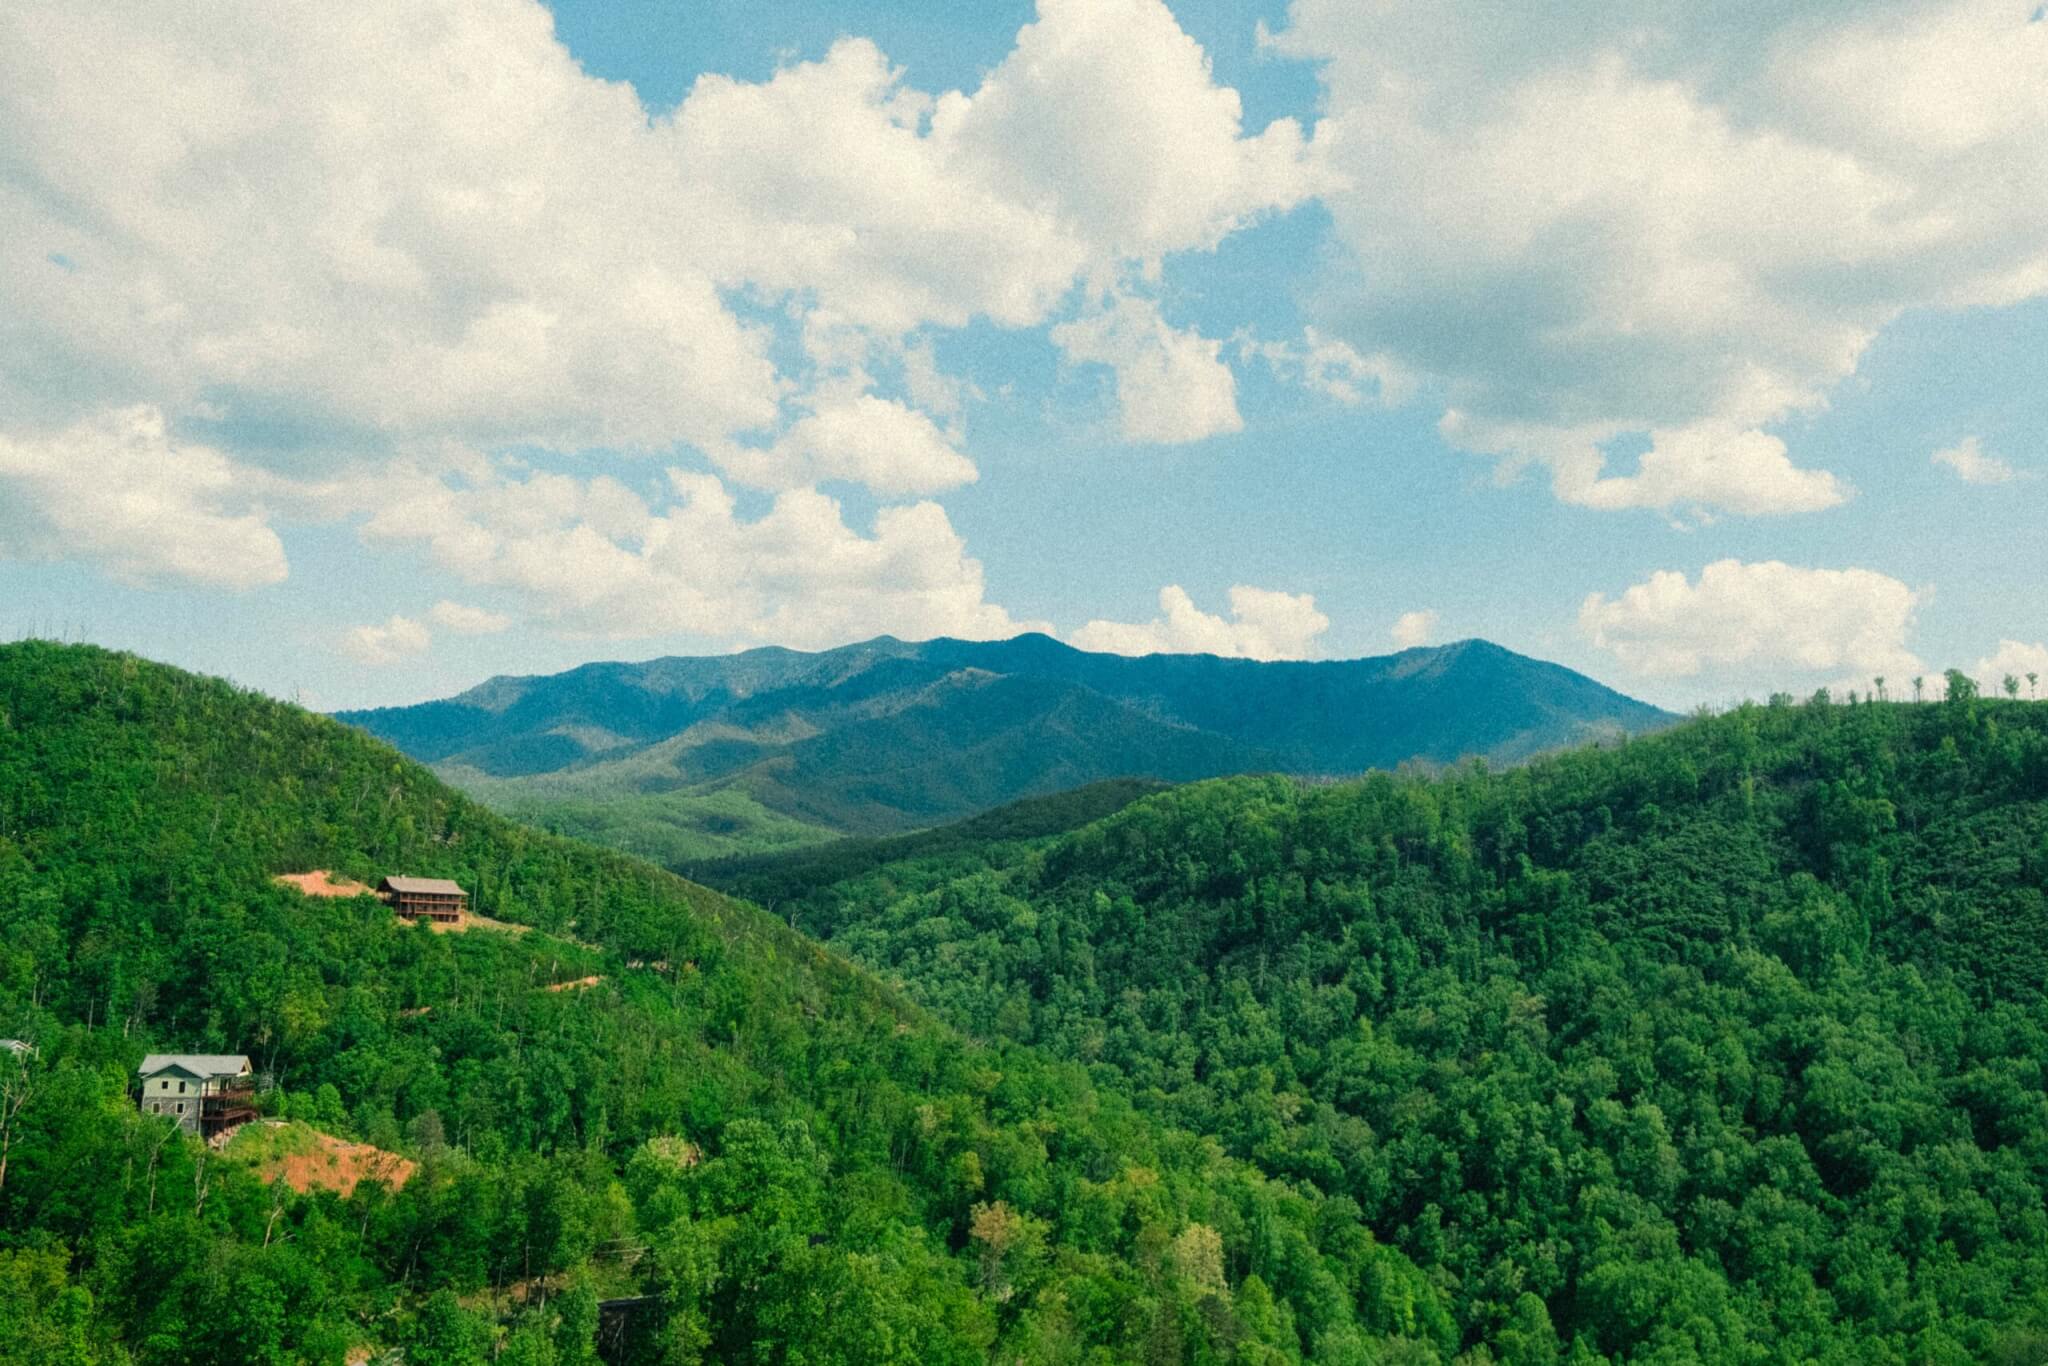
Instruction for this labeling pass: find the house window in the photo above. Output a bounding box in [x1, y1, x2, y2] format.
[178, 1081, 186, 1093]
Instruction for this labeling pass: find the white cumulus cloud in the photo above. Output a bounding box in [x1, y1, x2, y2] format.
[1390, 610, 1439, 650]
[360, 462, 1039, 648]
[1242, 327, 1412, 408]
[0, 406, 286, 590]
[713, 394, 978, 496]
[0, 0, 779, 454]
[1449, 420, 1850, 518]
[1072, 584, 1328, 660]
[341, 614, 431, 666]
[672, 0, 1316, 336]
[1052, 293, 1243, 444]
[1973, 640, 2048, 697]
[1578, 559, 1924, 682]
[427, 600, 511, 636]
[1932, 435, 2019, 484]
[0, 0, 1318, 634]
[1273, 0, 2048, 516]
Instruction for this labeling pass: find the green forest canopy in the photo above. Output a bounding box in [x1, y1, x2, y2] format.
[0, 642, 1445, 1364]
[710, 675, 2048, 1363]
[11, 641, 2048, 1361]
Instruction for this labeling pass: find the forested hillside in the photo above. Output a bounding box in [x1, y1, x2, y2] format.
[738, 679, 2048, 1361]
[0, 642, 1450, 1364]
[339, 634, 1670, 855]
[693, 778, 1168, 907]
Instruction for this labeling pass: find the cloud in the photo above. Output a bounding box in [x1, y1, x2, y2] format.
[1273, 0, 2048, 515]
[0, 0, 779, 454]
[1241, 327, 1412, 407]
[1973, 640, 2048, 697]
[428, 600, 511, 635]
[0, 0, 1314, 630]
[1072, 584, 1328, 659]
[713, 394, 978, 496]
[672, 2, 1315, 337]
[1390, 609, 1439, 649]
[1052, 293, 1243, 444]
[341, 614, 430, 666]
[935, 0, 1322, 267]
[1578, 559, 1924, 682]
[1492, 422, 1849, 518]
[1932, 435, 2019, 484]
[361, 461, 1040, 648]
[0, 406, 286, 589]
[0, 0, 1294, 433]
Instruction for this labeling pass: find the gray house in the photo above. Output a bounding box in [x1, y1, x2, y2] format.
[138, 1054, 255, 1137]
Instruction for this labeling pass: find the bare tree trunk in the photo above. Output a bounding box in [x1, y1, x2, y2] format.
[0, 1057, 30, 1193]
[145, 1119, 177, 1215]
[264, 1179, 289, 1247]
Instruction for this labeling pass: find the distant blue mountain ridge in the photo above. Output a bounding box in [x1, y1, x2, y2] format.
[337, 633, 1674, 841]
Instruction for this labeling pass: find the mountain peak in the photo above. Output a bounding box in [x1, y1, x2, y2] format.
[338, 636, 1670, 848]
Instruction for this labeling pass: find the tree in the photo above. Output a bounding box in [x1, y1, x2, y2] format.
[2028, 672, 2039, 700]
[0, 1046, 34, 1194]
[0, 1247, 100, 1366]
[404, 1291, 492, 1366]
[1874, 677, 1886, 702]
[2005, 674, 2021, 700]
[1913, 676, 1926, 702]
[969, 1200, 1046, 1302]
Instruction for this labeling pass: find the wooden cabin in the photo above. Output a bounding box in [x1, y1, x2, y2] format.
[138, 1054, 256, 1138]
[379, 876, 468, 923]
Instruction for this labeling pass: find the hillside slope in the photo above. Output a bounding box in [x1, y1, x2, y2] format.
[733, 688, 2048, 1360]
[0, 642, 1449, 1364]
[339, 634, 1672, 846]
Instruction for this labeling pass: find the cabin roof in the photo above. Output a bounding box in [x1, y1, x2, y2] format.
[138, 1054, 251, 1078]
[380, 876, 467, 896]
[0, 1039, 32, 1054]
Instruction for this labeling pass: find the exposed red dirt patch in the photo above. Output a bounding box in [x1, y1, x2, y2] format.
[543, 974, 603, 993]
[255, 1127, 416, 1197]
[274, 870, 373, 898]
[419, 909, 531, 936]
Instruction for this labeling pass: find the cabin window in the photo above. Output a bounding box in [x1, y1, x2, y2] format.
[178, 1080, 187, 1093]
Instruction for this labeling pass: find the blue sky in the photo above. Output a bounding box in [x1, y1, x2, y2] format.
[1, 0, 2043, 711]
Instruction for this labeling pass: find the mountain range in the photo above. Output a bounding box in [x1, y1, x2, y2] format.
[338, 633, 1673, 859]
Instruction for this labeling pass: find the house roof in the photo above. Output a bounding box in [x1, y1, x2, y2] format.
[380, 876, 467, 896]
[139, 1054, 251, 1078]
[1, 1039, 32, 1054]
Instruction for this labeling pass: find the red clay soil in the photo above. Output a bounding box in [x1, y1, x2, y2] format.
[274, 870, 374, 898]
[423, 910, 531, 936]
[543, 975, 603, 993]
[264, 1130, 417, 1197]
